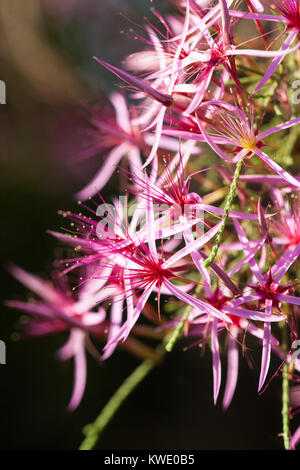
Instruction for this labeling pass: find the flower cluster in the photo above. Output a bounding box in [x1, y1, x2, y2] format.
[7, 0, 300, 449]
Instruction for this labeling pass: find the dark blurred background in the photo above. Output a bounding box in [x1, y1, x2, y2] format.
[0, 0, 291, 450]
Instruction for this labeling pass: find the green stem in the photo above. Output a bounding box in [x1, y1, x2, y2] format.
[203, 158, 244, 268]
[79, 358, 155, 450]
[165, 284, 202, 352]
[282, 361, 290, 450]
[165, 308, 191, 352]
[281, 322, 290, 450]
[166, 158, 244, 351]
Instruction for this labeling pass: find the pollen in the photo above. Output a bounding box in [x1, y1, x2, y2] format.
[240, 134, 256, 150]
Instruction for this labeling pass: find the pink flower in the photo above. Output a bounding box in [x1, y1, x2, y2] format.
[6, 263, 164, 407]
[190, 101, 300, 187]
[169, 279, 282, 407]
[268, 189, 300, 249]
[230, 218, 300, 390]
[6, 265, 109, 410]
[229, 0, 300, 92]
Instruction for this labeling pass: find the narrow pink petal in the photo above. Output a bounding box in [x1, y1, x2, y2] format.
[142, 106, 166, 168]
[275, 294, 300, 306]
[8, 265, 68, 307]
[273, 240, 300, 281]
[161, 2, 222, 44]
[290, 426, 300, 450]
[104, 283, 156, 350]
[223, 326, 239, 410]
[184, 67, 214, 114]
[162, 129, 206, 141]
[124, 283, 156, 341]
[163, 278, 232, 323]
[67, 330, 87, 411]
[172, 0, 190, 65]
[252, 31, 297, 94]
[258, 116, 300, 140]
[82, 309, 106, 326]
[256, 148, 300, 189]
[229, 10, 287, 22]
[233, 220, 265, 283]
[231, 294, 264, 307]
[258, 301, 272, 391]
[5, 300, 54, 318]
[79, 266, 114, 298]
[201, 203, 259, 220]
[94, 58, 172, 106]
[110, 92, 131, 133]
[211, 317, 221, 404]
[247, 323, 279, 346]
[226, 39, 299, 58]
[196, 117, 234, 162]
[220, 0, 232, 43]
[248, 0, 264, 12]
[145, 177, 158, 260]
[182, 226, 212, 292]
[229, 235, 267, 277]
[162, 221, 223, 269]
[76, 143, 129, 200]
[102, 296, 124, 360]
[257, 198, 269, 238]
[57, 334, 74, 360]
[47, 230, 102, 252]
[223, 304, 284, 322]
[128, 147, 143, 179]
[123, 268, 135, 340]
[239, 174, 300, 184]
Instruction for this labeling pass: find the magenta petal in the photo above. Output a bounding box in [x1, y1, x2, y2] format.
[198, 251, 241, 295]
[145, 176, 158, 260]
[76, 143, 129, 200]
[248, 0, 264, 12]
[182, 226, 211, 292]
[102, 296, 124, 360]
[290, 426, 300, 450]
[201, 203, 259, 220]
[247, 323, 279, 346]
[257, 198, 269, 238]
[252, 31, 297, 94]
[67, 330, 87, 411]
[94, 58, 173, 107]
[223, 326, 239, 410]
[142, 106, 166, 168]
[227, 40, 299, 58]
[257, 116, 300, 141]
[211, 318, 221, 405]
[223, 304, 284, 322]
[233, 220, 265, 283]
[258, 300, 273, 392]
[256, 149, 300, 188]
[229, 235, 267, 278]
[8, 264, 70, 307]
[229, 10, 287, 22]
[275, 293, 300, 306]
[5, 300, 54, 318]
[162, 221, 223, 269]
[196, 117, 233, 162]
[273, 240, 300, 281]
[163, 278, 232, 323]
